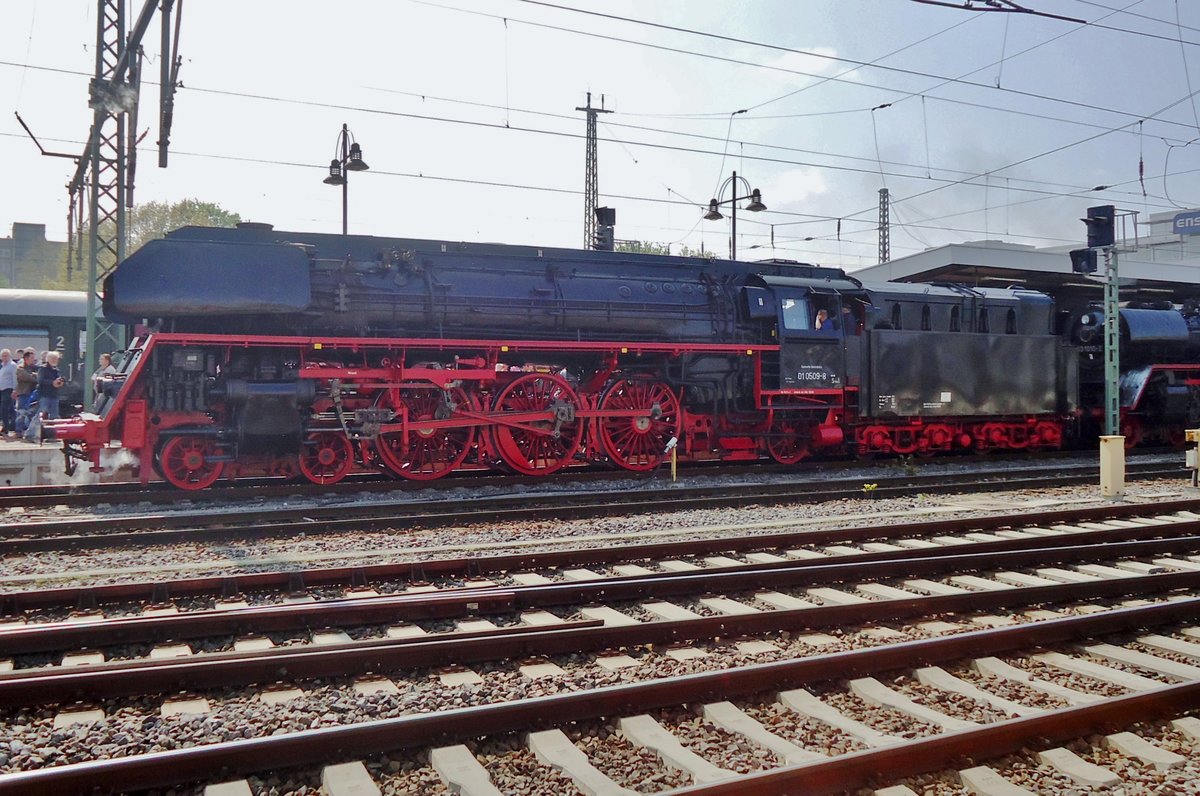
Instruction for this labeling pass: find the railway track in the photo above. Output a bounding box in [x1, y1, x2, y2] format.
[3, 501, 1200, 793]
[0, 448, 1177, 511]
[0, 458, 1182, 554]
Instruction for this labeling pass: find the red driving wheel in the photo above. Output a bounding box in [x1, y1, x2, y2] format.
[767, 413, 811, 465]
[298, 431, 354, 485]
[157, 435, 223, 491]
[597, 378, 681, 471]
[486, 373, 582, 476]
[374, 387, 475, 480]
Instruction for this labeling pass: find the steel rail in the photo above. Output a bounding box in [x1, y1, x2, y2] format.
[4, 496, 1199, 612]
[2, 566, 1197, 708]
[669, 682, 1200, 795]
[4, 532, 1200, 656]
[7, 467, 1028, 534]
[0, 458, 1180, 537]
[0, 459, 775, 510]
[0, 449, 1167, 510]
[0, 598, 1195, 796]
[4, 528, 1200, 655]
[0, 463, 1185, 557]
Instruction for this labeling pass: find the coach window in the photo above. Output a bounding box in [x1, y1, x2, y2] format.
[891, 303, 903, 330]
[950, 306, 961, 332]
[780, 298, 811, 331]
[978, 308, 990, 333]
[920, 305, 931, 331]
[1006, 308, 1017, 334]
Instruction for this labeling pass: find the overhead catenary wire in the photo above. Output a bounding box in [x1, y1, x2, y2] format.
[8, 54, 1169, 207]
[1176, 0, 1200, 134]
[492, 0, 1200, 138]
[777, 80, 1200, 233]
[0, 125, 1097, 254]
[741, 9, 986, 113]
[6, 71, 1195, 258]
[1069, 0, 1200, 34]
[9, 1, 1200, 266]
[164, 81, 1200, 213]
[405, 0, 1200, 232]
[363, 81, 1180, 198]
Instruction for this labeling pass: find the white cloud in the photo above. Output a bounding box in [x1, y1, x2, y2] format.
[762, 167, 829, 206]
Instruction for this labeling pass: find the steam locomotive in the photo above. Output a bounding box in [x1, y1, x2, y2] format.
[44, 223, 1200, 489]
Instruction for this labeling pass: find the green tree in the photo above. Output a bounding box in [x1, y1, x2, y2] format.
[614, 241, 712, 258]
[676, 244, 709, 258]
[615, 240, 671, 256]
[124, 199, 242, 254]
[41, 198, 241, 290]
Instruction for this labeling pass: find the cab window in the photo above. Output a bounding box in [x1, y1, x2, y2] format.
[781, 298, 811, 331]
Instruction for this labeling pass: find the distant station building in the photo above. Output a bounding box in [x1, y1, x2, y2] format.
[0, 223, 67, 288]
[852, 208, 1200, 314]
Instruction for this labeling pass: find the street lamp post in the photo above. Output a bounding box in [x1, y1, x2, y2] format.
[322, 123, 370, 235]
[702, 170, 766, 260]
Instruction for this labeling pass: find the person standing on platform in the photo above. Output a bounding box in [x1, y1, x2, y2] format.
[36, 351, 65, 421]
[92, 352, 116, 398]
[14, 349, 36, 437]
[0, 349, 14, 437]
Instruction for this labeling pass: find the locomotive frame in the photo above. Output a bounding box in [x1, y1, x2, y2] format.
[56, 332, 790, 487]
[53, 322, 1071, 490]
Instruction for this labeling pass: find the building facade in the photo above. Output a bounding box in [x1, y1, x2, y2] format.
[0, 223, 67, 288]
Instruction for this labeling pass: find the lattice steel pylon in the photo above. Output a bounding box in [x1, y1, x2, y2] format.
[878, 187, 891, 264]
[575, 92, 611, 248]
[67, 0, 173, 404]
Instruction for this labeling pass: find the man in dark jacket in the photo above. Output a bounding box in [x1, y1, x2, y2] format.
[13, 349, 36, 437]
[36, 351, 65, 420]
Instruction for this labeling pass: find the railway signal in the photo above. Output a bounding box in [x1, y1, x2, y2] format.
[1084, 205, 1116, 249]
[1069, 248, 1097, 274]
[593, 206, 616, 251]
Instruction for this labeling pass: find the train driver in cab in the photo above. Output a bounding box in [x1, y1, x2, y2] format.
[814, 308, 840, 336]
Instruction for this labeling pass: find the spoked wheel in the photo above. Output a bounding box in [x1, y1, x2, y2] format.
[375, 387, 475, 480]
[487, 373, 582, 476]
[766, 413, 811, 465]
[158, 435, 223, 491]
[299, 431, 354, 485]
[597, 378, 681, 471]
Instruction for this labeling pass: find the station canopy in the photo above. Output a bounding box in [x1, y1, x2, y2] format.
[849, 209, 1200, 309]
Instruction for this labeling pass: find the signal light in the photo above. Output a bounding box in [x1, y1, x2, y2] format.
[1083, 205, 1115, 248]
[1069, 248, 1098, 274]
[593, 206, 616, 251]
[593, 226, 614, 251]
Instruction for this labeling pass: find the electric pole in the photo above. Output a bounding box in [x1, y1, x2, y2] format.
[63, 0, 179, 405]
[576, 92, 612, 249]
[878, 187, 890, 264]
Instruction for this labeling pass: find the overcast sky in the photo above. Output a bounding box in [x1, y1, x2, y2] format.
[2, 0, 1199, 270]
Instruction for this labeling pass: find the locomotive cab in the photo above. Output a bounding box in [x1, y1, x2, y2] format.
[747, 274, 867, 395]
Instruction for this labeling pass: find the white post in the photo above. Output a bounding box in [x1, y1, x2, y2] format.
[1099, 435, 1125, 500]
[1187, 429, 1200, 490]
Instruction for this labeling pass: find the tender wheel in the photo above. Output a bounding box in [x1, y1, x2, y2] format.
[597, 378, 681, 471]
[299, 431, 354, 485]
[158, 435, 223, 491]
[487, 373, 582, 476]
[375, 387, 474, 480]
[767, 413, 810, 465]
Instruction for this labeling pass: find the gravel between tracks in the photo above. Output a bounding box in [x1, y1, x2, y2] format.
[0, 475, 1195, 792]
[0, 481, 1184, 589]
